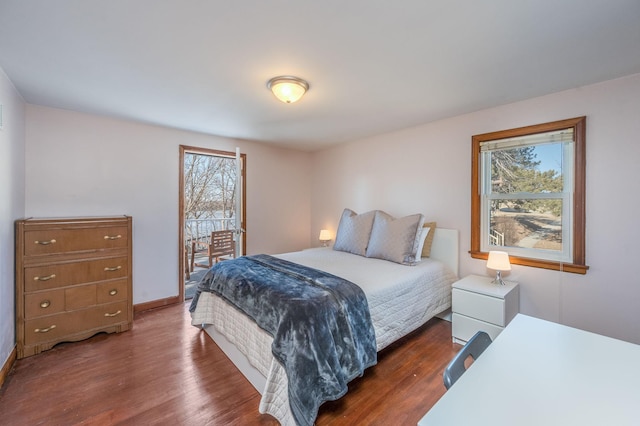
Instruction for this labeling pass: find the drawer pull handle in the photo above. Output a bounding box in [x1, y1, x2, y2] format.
[104, 266, 122, 272]
[34, 274, 56, 282]
[40, 300, 51, 308]
[34, 239, 57, 246]
[104, 310, 122, 317]
[109, 289, 118, 296]
[104, 235, 122, 240]
[34, 325, 56, 333]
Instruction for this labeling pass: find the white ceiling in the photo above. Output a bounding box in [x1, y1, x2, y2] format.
[1, 1, 640, 151]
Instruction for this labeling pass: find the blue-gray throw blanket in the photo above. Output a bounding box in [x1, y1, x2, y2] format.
[189, 254, 377, 426]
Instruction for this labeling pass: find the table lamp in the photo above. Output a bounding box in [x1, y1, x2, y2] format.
[487, 250, 511, 285]
[319, 229, 332, 247]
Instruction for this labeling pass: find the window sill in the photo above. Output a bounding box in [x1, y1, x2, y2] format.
[470, 251, 589, 275]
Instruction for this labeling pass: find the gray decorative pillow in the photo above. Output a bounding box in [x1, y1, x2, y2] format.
[333, 208, 376, 256]
[365, 210, 425, 265]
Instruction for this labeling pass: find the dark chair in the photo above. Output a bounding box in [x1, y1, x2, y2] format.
[191, 230, 235, 271]
[443, 331, 492, 390]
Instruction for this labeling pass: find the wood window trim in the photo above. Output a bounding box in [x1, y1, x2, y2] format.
[470, 116, 588, 274]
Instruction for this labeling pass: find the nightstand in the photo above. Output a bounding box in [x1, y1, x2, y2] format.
[451, 274, 519, 344]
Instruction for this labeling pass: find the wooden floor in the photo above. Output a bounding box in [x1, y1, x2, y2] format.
[0, 302, 460, 425]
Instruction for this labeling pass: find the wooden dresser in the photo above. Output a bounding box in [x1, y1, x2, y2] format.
[15, 216, 133, 358]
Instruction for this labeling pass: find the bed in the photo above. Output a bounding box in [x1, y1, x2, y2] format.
[190, 218, 458, 425]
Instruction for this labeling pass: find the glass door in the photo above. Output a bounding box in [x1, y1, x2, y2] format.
[179, 146, 246, 300]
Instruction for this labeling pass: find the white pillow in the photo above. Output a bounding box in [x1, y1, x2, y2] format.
[415, 226, 431, 260]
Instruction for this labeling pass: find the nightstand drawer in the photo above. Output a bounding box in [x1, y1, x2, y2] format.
[452, 313, 503, 343]
[453, 288, 506, 326]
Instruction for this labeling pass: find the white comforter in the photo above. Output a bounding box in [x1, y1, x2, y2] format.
[191, 248, 456, 425]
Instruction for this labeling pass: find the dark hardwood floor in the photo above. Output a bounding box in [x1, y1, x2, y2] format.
[0, 302, 460, 425]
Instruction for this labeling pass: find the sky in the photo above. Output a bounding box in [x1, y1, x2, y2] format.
[533, 143, 562, 173]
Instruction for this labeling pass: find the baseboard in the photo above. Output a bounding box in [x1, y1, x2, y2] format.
[134, 295, 181, 313]
[0, 346, 17, 390]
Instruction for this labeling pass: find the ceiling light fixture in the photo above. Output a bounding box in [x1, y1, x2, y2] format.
[267, 76, 309, 104]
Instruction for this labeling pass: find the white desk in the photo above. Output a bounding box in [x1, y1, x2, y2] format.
[418, 314, 640, 426]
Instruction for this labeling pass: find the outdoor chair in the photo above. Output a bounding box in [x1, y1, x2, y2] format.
[191, 230, 235, 271]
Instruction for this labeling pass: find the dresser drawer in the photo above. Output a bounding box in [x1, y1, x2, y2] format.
[24, 280, 129, 319]
[452, 313, 504, 343]
[25, 289, 66, 319]
[25, 256, 128, 292]
[23, 226, 128, 257]
[25, 285, 101, 318]
[65, 284, 97, 310]
[453, 288, 506, 326]
[97, 279, 129, 304]
[24, 300, 129, 346]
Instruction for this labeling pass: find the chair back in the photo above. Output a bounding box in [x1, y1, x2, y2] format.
[443, 331, 492, 390]
[211, 230, 235, 259]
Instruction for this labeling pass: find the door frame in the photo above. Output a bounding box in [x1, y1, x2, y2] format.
[178, 145, 247, 302]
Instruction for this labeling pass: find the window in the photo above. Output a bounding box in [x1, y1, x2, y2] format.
[471, 117, 588, 274]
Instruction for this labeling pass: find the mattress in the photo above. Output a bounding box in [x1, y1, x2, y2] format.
[191, 248, 456, 425]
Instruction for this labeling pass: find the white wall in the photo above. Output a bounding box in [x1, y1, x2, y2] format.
[311, 73, 640, 344]
[25, 106, 312, 304]
[0, 67, 26, 366]
[5, 70, 640, 359]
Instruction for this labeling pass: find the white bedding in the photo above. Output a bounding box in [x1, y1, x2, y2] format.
[191, 248, 457, 425]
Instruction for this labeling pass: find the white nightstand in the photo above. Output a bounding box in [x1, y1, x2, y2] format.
[451, 274, 519, 344]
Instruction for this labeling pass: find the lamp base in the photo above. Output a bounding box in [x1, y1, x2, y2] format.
[491, 271, 506, 286]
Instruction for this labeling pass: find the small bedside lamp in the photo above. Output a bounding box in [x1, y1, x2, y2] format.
[487, 250, 511, 285]
[319, 229, 332, 247]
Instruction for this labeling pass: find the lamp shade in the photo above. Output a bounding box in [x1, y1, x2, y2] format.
[319, 229, 331, 241]
[486, 250, 511, 271]
[267, 76, 309, 103]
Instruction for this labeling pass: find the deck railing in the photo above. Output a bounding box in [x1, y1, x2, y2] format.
[185, 218, 235, 249]
[489, 229, 505, 246]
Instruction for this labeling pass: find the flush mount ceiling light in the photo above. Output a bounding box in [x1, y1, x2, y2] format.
[267, 76, 309, 104]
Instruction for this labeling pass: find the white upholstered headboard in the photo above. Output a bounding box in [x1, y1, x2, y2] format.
[429, 228, 459, 278]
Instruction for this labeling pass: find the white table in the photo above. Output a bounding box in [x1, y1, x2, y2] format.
[418, 314, 640, 426]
